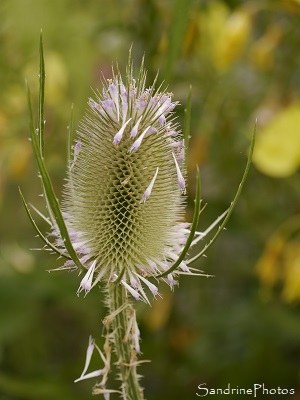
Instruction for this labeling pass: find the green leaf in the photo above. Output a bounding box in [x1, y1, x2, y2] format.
[19, 188, 70, 260]
[38, 31, 45, 158]
[25, 38, 86, 272]
[164, 0, 189, 83]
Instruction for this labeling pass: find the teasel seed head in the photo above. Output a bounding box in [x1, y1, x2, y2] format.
[53, 61, 189, 300]
[24, 45, 253, 304]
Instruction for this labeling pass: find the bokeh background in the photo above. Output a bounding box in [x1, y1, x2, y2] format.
[1, 0, 300, 399]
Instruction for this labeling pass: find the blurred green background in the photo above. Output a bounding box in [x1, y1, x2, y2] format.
[1, 0, 300, 399]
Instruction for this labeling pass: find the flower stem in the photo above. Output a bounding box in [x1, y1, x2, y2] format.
[108, 282, 144, 400]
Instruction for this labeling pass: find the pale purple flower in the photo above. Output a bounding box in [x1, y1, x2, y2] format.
[129, 126, 150, 153]
[140, 167, 159, 203]
[77, 260, 96, 296]
[113, 118, 132, 146]
[172, 152, 186, 194]
[130, 115, 142, 138]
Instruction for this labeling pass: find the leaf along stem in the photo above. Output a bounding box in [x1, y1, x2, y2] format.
[38, 32, 45, 158]
[19, 188, 71, 259]
[26, 37, 86, 272]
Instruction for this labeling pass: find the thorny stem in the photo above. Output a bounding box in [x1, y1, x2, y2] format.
[108, 282, 144, 400]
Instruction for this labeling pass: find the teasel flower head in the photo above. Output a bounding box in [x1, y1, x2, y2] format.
[22, 41, 254, 305]
[53, 59, 195, 301]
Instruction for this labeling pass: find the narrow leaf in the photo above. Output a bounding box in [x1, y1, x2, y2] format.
[29, 202, 52, 226]
[26, 52, 85, 272]
[19, 188, 70, 259]
[191, 207, 229, 247]
[38, 31, 45, 157]
[164, 0, 189, 83]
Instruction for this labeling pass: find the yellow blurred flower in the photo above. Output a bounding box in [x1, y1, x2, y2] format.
[282, 241, 300, 303]
[256, 215, 300, 303]
[198, 1, 229, 61]
[213, 10, 252, 71]
[253, 103, 300, 177]
[249, 26, 282, 70]
[256, 236, 285, 288]
[198, 2, 252, 71]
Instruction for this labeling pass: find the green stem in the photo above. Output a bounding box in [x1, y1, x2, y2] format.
[108, 283, 144, 400]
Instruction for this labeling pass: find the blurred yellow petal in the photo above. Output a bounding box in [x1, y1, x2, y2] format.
[257, 214, 300, 302]
[282, 242, 300, 303]
[249, 26, 282, 70]
[214, 10, 252, 70]
[256, 236, 285, 287]
[253, 103, 300, 177]
[183, 11, 200, 56]
[198, 1, 229, 59]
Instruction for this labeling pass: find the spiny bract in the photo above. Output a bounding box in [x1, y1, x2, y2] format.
[53, 60, 190, 302]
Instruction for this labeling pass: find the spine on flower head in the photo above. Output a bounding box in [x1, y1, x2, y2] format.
[47, 58, 189, 301]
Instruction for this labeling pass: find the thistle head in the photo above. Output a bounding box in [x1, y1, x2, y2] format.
[25, 42, 251, 303]
[59, 60, 189, 300]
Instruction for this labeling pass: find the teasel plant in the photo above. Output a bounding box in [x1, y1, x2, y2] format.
[20, 35, 255, 400]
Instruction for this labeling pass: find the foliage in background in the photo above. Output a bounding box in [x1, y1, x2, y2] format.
[1, 0, 300, 399]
